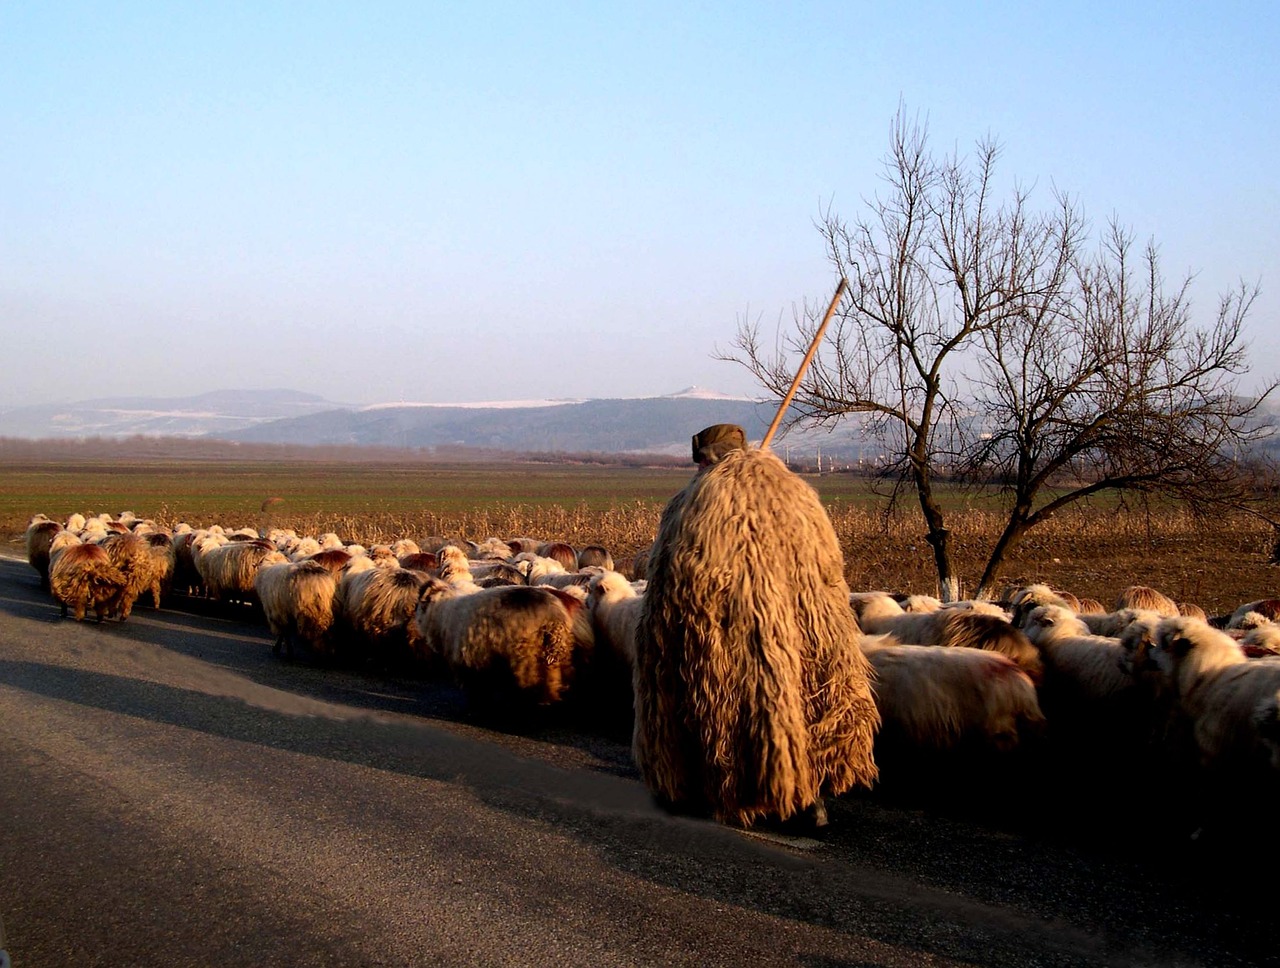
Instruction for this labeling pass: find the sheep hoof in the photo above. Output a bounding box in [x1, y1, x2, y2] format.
[808, 798, 829, 829]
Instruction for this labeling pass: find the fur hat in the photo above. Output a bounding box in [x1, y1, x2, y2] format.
[691, 424, 747, 465]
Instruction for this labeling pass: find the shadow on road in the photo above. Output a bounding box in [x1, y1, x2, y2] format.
[0, 557, 1274, 967]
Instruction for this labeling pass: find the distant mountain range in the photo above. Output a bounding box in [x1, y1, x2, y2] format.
[0, 386, 872, 457]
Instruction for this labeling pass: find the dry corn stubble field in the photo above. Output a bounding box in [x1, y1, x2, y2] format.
[2, 455, 1277, 615]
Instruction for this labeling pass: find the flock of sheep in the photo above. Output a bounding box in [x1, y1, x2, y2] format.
[22, 509, 1280, 841]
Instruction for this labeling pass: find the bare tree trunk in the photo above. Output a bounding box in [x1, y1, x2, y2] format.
[975, 511, 1031, 600]
[913, 469, 959, 602]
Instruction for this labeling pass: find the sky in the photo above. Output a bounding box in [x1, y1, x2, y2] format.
[2, 2, 1277, 408]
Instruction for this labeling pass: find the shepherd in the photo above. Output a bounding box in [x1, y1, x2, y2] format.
[633, 422, 879, 829]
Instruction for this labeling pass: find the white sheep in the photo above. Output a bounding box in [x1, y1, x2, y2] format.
[1241, 624, 1280, 658]
[1007, 583, 1078, 627]
[432, 544, 482, 593]
[472, 536, 516, 560]
[25, 515, 64, 591]
[585, 569, 644, 668]
[532, 566, 603, 589]
[413, 576, 578, 712]
[195, 540, 287, 604]
[333, 565, 426, 666]
[513, 552, 568, 585]
[285, 536, 322, 561]
[1021, 605, 1150, 758]
[1148, 617, 1280, 776]
[255, 560, 339, 658]
[389, 538, 421, 559]
[855, 593, 1041, 681]
[859, 599, 1006, 641]
[1022, 605, 1135, 705]
[900, 594, 944, 613]
[858, 636, 1046, 765]
[1226, 599, 1280, 630]
[1079, 607, 1164, 638]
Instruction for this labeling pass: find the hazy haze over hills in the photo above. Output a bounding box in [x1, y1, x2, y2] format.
[0, 386, 874, 457]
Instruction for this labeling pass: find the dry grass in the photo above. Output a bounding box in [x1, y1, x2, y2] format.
[2, 457, 1276, 615]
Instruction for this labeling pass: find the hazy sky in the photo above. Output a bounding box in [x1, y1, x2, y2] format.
[2, 2, 1276, 408]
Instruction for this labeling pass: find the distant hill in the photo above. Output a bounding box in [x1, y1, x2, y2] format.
[0, 386, 877, 459]
[227, 392, 782, 455]
[0, 389, 344, 439]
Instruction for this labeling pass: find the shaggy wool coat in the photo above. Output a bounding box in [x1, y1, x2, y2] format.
[633, 447, 879, 826]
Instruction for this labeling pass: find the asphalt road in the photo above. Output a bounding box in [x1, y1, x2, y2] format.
[0, 555, 1270, 968]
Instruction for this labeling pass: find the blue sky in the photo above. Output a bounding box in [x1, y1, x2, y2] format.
[2, 2, 1276, 407]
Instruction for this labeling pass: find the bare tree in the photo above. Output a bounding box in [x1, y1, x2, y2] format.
[723, 109, 1273, 600]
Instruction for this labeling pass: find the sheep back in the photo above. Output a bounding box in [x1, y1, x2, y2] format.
[49, 543, 126, 621]
[415, 581, 577, 709]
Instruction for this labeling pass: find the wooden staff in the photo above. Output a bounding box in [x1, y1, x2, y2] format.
[760, 276, 848, 450]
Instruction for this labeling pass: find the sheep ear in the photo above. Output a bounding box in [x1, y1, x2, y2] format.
[1169, 635, 1194, 657]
